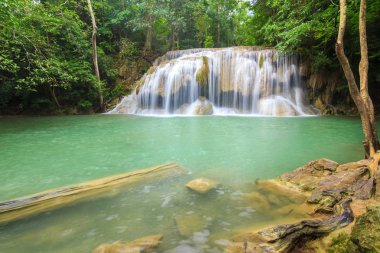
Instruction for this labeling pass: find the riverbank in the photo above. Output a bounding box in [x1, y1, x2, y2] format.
[224, 156, 380, 252]
[1, 155, 378, 252]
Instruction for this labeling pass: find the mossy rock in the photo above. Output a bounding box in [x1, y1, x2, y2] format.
[196, 56, 209, 86]
[328, 233, 359, 253]
[351, 206, 380, 252]
[259, 53, 264, 69]
[147, 65, 157, 75]
[329, 205, 380, 253]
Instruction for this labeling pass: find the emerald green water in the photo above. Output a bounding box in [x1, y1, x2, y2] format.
[0, 115, 366, 252]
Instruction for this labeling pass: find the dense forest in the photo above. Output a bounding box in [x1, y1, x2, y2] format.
[0, 0, 379, 114]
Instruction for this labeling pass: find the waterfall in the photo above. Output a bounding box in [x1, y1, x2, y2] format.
[108, 47, 316, 116]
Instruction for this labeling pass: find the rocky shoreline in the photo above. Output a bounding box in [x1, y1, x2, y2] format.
[225, 157, 380, 253]
[90, 157, 380, 253]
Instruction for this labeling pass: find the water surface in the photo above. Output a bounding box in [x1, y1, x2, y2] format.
[0, 115, 365, 252]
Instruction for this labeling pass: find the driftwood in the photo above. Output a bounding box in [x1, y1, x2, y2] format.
[226, 198, 354, 253]
[0, 162, 185, 224]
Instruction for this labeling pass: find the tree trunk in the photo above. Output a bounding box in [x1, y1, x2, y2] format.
[49, 86, 61, 108]
[358, 0, 380, 156]
[336, 0, 379, 159]
[87, 0, 104, 111]
[144, 15, 153, 51]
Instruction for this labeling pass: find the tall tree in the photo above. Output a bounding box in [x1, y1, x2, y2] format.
[87, 0, 104, 111]
[336, 0, 380, 158]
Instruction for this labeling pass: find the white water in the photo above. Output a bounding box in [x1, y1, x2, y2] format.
[109, 47, 316, 116]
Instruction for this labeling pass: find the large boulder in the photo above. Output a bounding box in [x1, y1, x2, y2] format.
[308, 166, 372, 212]
[279, 158, 339, 191]
[191, 97, 214, 115]
[186, 177, 218, 194]
[335, 159, 369, 172]
[243, 192, 271, 210]
[254, 180, 307, 204]
[258, 96, 299, 116]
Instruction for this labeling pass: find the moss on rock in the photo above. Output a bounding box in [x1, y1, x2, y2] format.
[328, 233, 359, 253]
[351, 205, 380, 252]
[329, 205, 380, 253]
[259, 53, 264, 69]
[196, 56, 209, 86]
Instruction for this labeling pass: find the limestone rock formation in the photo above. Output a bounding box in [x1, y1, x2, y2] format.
[259, 97, 299, 116]
[225, 158, 376, 253]
[279, 158, 339, 191]
[186, 177, 218, 193]
[191, 97, 213, 115]
[109, 47, 314, 116]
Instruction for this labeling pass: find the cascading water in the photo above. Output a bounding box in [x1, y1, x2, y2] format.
[108, 47, 316, 116]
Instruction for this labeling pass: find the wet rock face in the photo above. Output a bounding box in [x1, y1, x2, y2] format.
[307, 166, 373, 213]
[308, 167, 370, 199]
[110, 48, 315, 116]
[192, 97, 213, 115]
[335, 159, 369, 172]
[280, 158, 373, 212]
[279, 158, 339, 191]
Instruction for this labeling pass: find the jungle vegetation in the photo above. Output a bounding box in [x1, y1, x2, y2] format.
[0, 0, 379, 114]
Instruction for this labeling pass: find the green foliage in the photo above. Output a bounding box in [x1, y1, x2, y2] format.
[0, 0, 100, 113]
[1, 0, 379, 114]
[247, 0, 380, 76]
[77, 100, 93, 112]
[204, 36, 214, 48]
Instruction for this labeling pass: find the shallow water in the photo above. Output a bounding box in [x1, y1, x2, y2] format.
[0, 115, 366, 252]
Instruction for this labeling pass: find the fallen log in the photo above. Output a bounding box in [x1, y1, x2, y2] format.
[0, 162, 185, 224]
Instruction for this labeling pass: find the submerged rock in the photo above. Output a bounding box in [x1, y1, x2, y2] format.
[254, 180, 307, 204]
[94, 242, 140, 253]
[243, 192, 271, 210]
[186, 177, 218, 193]
[174, 213, 206, 237]
[191, 97, 214, 115]
[93, 234, 163, 253]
